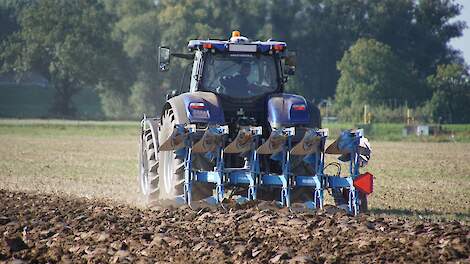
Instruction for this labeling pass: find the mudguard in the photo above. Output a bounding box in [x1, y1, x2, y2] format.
[162, 91, 225, 124]
[267, 93, 311, 128]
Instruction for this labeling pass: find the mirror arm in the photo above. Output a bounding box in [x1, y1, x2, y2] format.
[172, 53, 195, 60]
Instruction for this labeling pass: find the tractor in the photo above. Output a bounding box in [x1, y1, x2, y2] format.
[139, 31, 373, 215]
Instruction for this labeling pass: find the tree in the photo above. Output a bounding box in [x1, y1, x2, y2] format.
[1, 0, 121, 117]
[0, 0, 30, 42]
[266, 0, 465, 103]
[3, 0, 465, 120]
[335, 38, 418, 121]
[411, 0, 466, 77]
[426, 64, 470, 123]
[0, 2, 18, 42]
[272, 0, 368, 100]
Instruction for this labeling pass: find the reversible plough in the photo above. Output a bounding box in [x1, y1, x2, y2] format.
[155, 123, 373, 215]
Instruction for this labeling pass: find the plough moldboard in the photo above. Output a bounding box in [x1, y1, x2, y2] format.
[157, 123, 373, 216]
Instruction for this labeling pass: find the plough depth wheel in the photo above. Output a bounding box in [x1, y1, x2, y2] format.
[333, 188, 368, 213]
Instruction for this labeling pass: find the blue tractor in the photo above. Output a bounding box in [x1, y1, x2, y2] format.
[139, 31, 373, 215]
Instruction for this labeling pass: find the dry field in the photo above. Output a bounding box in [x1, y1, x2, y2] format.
[0, 120, 469, 262]
[1, 190, 468, 263]
[0, 120, 468, 221]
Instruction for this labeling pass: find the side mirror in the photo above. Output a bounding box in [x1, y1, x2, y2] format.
[158, 46, 171, 72]
[283, 50, 296, 75]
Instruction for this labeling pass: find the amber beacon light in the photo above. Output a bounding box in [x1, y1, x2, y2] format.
[232, 31, 241, 38]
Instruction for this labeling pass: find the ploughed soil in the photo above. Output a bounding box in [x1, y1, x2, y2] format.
[0, 190, 469, 263]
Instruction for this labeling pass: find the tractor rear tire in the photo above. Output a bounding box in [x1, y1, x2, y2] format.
[158, 108, 213, 201]
[139, 120, 160, 205]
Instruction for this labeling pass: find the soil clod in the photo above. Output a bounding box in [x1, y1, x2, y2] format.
[0, 190, 468, 263]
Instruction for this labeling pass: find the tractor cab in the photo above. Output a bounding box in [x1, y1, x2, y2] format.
[158, 31, 305, 137]
[158, 31, 296, 99]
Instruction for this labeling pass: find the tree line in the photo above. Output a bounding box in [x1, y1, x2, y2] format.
[1, 0, 469, 123]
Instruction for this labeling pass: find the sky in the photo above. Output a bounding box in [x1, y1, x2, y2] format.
[450, 0, 470, 65]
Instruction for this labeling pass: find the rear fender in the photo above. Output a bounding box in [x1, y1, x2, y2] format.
[267, 94, 310, 128]
[162, 91, 225, 125]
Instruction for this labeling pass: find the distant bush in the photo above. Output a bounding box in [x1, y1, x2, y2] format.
[326, 99, 434, 124]
[369, 106, 406, 123]
[98, 86, 133, 120]
[425, 64, 470, 123]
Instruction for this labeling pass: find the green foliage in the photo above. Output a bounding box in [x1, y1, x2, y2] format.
[364, 105, 431, 124]
[369, 106, 407, 124]
[1, 0, 124, 117]
[103, 0, 163, 116]
[426, 64, 470, 123]
[335, 38, 418, 121]
[129, 81, 160, 116]
[0, 1, 20, 42]
[0, 119, 136, 137]
[328, 100, 434, 124]
[0, 0, 467, 121]
[287, 120, 470, 142]
[412, 0, 466, 76]
[267, 0, 465, 101]
[0, 84, 104, 119]
[96, 83, 132, 120]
